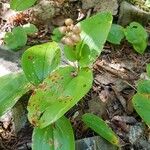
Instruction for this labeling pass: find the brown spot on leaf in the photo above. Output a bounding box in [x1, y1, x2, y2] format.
[31, 118, 38, 127]
[28, 55, 34, 60]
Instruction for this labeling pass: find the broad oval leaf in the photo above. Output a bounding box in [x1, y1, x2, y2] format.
[4, 26, 27, 51]
[132, 93, 150, 126]
[107, 24, 125, 45]
[137, 80, 150, 94]
[10, 0, 37, 11]
[32, 116, 75, 150]
[22, 23, 38, 35]
[78, 12, 112, 64]
[21, 42, 61, 86]
[124, 22, 148, 54]
[28, 66, 93, 128]
[82, 113, 119, 146]
[0, 72, 30, 117]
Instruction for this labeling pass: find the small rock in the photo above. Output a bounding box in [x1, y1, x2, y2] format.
[112, 115, 137, 125]
[76, 136, 117, 150]
[128, 123, 145, 144]
[82, 0, 118, 15]
[118, 1, 150, 26]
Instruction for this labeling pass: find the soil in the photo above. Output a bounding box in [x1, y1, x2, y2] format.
[0, 0, 150, 150]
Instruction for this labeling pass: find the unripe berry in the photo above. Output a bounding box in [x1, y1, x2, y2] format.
[67, 24, 74, 31]
[61, 37, 67, 44]
[72, 25, 81, 34]
[65, 18, 73, 26]
[62, 37, 74, 46]
[59, 26, 67, 34]
[70, 34, 81, 43]
[67, 32, 73, 37]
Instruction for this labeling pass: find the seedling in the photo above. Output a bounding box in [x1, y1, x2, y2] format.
[107, 22, 148, 54]
[4, 23, 38, 51]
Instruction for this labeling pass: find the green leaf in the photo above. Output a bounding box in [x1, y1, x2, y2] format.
[4, 26, 27, 51]
[78, 12, 112, 63]
[107, 24, 125, 45]
[78, 43, 91, 67]
[28, 66, 93, 128]
[146, 63, 150, 77]
[124, 22, 148, 54]
[63, 45, 77, 61]
[0, 72, 29, 117]
[82, 113, 119, 146]
[51, 28, 64, 42]
[132, 93, 150, 126]
[10, 0, 37, 11]
[32, 116, 75, 150]
[21, 42, 61, 86]
[22, 23, 38, 35]
[137, 80, 150, 94]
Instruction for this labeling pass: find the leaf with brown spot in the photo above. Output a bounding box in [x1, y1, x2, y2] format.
[22, 42, 61, 86]
[32, 116, 75, 150]
[28, 66, 93, 128]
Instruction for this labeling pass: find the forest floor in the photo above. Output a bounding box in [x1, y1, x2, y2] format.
[0, 0, 150, 150]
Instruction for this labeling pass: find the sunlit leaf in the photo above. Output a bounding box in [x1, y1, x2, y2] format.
[22, 42, 61, 86]
[145, 0, 150, 7]
[32, 116, 75, 150]
[28, 66, 93, 128]
[78, 12, 112, 64]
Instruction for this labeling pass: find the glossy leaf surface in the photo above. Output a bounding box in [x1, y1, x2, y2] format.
[79, 12, 112, 64]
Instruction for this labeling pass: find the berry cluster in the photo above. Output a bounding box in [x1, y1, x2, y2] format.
[59, 18, 81, 46]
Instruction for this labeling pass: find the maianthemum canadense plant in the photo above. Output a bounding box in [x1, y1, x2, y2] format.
[1, 1, 150, 149]
[0, 12, 122, 149]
